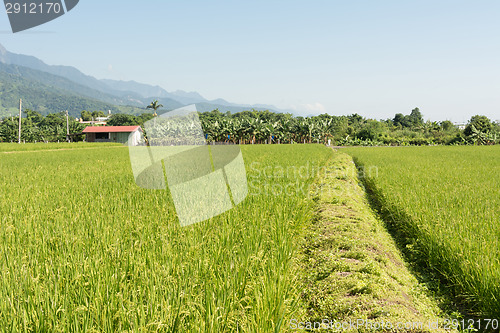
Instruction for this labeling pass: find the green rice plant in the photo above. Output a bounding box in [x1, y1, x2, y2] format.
[0, 142, 122, 152]
[0, 143, 331, 332]
[343, 146, 500, 317]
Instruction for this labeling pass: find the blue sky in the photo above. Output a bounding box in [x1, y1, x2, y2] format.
[1, 0, 500, 122]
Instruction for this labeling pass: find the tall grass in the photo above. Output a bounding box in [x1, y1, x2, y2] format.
[343, 146, 500, 317]
[0, 144, 331, 331]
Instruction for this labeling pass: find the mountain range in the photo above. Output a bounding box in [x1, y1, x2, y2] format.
[0, 43, 285, 118]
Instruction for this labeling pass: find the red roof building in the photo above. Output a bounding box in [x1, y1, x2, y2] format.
[83, 126, 142, 144]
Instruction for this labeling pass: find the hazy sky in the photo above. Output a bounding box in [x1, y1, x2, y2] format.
[1, 0, 500, 122]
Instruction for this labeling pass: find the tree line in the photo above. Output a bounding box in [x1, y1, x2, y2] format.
[199, 108, 498, 145]
[0, 106, 498, 145]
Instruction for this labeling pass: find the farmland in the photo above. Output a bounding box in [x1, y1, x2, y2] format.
[1, 142, 497, 331]
[0, 143, 331, 332]
[0, 142, 122, 152]
[343, 146, 500, 318]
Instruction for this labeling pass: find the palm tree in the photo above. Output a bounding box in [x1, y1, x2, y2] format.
[146, 100, 163, 116]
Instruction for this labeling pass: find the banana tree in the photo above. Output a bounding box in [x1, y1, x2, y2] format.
[146, 100, 163, 116]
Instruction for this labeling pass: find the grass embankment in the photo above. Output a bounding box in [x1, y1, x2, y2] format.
[296, 150, 451, 332]
[342, 146, 500, 320]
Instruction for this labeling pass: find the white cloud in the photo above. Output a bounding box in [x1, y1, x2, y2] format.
[286, 102, 326, 116]
[304, 102, 326, 113]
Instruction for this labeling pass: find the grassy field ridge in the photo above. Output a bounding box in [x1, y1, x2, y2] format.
[296, 150, 452, 332]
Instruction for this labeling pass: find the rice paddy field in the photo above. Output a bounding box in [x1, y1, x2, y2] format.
[0, 142, 123, 152]
[343, 146, 500, 318]
[2, 143, 499, 331]
[0, 143, 331, 332]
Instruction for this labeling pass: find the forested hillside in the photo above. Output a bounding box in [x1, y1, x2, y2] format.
[0, 71, 146, 118]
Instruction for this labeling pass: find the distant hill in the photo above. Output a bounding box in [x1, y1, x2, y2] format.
[0, 43, 287, 115]
[0, 43, 153, 104]
[0, 70, 146, 118]
[0, 62, 137, 106]
[0, 62, 184, 110]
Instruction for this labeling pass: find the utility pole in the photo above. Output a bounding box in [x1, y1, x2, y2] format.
[66, 110, 70, 142]
[18, 99, 22, 144]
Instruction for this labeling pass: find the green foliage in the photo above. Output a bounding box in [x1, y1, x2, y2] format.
[356, 119, 388, 141]
[146, 100, 163, 116]
[440, 120, 454, 131]
[91, 110, 106, 118]
[106, 114, 139, 126]
[105, 113, 154, 127]
[0, 111, 85, 142]
[465, 115, 493, 135]
[408, 107, 424, 127]
[80, 110, 92, 121]
[393, 108, 424, 129]
[393, 113, 406, 128]
[137, 113, 154, 124]
[197, 108, 472, 146]
[464, 115, 493, 137]
[460, 116, 500, 145]
[2, 106, 496, 146]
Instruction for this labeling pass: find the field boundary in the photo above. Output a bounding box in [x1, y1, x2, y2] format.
[294, 150, 453, 332]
